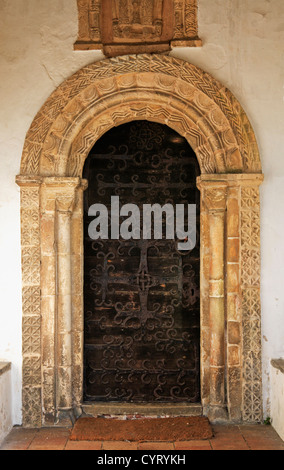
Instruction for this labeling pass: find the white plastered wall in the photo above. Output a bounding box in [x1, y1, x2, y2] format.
[0, 0, 283, 424]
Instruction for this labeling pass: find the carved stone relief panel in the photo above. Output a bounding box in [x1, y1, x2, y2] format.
[75, 0, 202, 55]
[241, 185, 263, 423]
[18, 180, 42, 428]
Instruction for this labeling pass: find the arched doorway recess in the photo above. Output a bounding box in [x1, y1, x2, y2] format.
[16, 54, 263, 427]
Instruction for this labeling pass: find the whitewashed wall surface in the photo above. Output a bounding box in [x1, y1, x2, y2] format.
[0, 0, 284, 424]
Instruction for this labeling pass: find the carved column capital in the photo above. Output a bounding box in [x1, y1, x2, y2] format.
[197, 173, 264, 213]
[203, 187, 227, 213]
[56, 196, 76, 214]
[197, 178, 228, 213]
[39, 177, 88, 214]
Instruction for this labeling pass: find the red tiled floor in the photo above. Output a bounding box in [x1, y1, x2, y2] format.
[28, 428, 70, 451]
[210, 437, 249, 451]
[138, 442, 175, 450]
[174, 440, 213, 450]
[0, 428, 38, 451]
[239, 425, 284, 451]
[65, 441, 103, 451]
[210, 425, 249, 450]
[1, 424, 283, 451]
[103, 441, 138, 450]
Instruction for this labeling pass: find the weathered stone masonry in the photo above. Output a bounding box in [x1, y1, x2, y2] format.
[16, 54, 263, 427]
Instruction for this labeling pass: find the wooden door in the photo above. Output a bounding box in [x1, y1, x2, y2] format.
[83, 121, 200, 403]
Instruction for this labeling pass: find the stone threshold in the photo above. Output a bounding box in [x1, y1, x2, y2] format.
[271, 359, 284, 374]
[82, 403, 203, 418]
[0, 362, 11, 377]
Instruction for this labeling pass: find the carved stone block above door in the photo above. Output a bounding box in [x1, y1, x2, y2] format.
[75, 0, 202, 56]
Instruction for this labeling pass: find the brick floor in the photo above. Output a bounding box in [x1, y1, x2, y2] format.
[0, 424, 283, 451]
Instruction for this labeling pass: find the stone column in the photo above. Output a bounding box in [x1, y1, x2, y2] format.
[198, 177, 228, 422]
[226, 178, 242, 422]
[55, 195, 75, 418]
[71, 180, 88, 418]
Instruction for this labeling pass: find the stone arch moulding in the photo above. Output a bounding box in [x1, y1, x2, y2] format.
[16, 54, 264, 427]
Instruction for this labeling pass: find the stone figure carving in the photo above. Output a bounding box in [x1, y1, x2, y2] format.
[112, 0, 164, 39]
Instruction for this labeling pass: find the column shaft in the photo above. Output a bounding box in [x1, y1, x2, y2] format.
[56, 198, 74, 411]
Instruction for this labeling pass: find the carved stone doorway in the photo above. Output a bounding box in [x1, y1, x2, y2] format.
[16, 55, 264, 427]
[83, 121, 201, 405]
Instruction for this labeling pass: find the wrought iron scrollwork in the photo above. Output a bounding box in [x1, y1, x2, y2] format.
[84, 121, 201, 403]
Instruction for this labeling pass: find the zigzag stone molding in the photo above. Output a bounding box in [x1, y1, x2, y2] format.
[21, 55, 261, 177]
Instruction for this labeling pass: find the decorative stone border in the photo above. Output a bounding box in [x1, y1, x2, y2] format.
[17, 55, 263, 427]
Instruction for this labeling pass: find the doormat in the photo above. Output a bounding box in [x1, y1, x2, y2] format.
[70, 417, 213, 442]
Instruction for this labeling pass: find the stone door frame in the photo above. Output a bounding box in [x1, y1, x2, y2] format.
[16, 54, 263, 427]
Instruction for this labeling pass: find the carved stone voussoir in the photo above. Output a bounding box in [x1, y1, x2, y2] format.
[20, 56, 262, 177]
[75, 0, 202, 55]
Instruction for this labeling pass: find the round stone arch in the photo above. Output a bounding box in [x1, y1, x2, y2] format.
[16, 54, 264, 427]
[20, 54, 261, 177]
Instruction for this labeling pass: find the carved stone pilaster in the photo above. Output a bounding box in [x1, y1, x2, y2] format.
[198, 174, 264, 423]
[172, 0, 200, 46]
[41, 178, 83, 425]
[17, 177, 88, 426]
[240, 176, 264, 423]
[16, 176, 42, 428]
